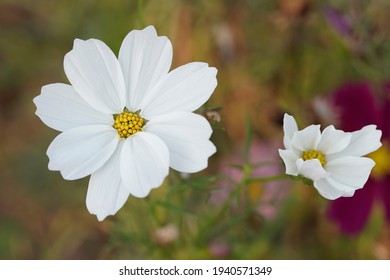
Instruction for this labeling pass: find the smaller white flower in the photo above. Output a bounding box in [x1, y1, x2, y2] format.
[279, 113, 382, 199]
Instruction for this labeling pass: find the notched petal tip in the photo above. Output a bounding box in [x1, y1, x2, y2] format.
[283, 112, 293, 119]
[283, 113, 298, 128]
[73, 38, 85, 47]
[143, 25, 158, 35]
[32, 95, 40, 113]
[342, 189, 355, 197]
[209, 66, 218, 75]
[123, 25, 159, 43]
[96, 215, 106, 222]
[89, 207, 119, 222]
[60, 170, 78, 181]
[88, 209, 113, 222]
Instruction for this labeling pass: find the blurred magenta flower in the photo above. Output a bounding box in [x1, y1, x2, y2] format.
[328, 82, 390, 235]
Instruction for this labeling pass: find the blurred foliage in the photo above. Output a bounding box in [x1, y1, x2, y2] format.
[1, 0, 390, 259]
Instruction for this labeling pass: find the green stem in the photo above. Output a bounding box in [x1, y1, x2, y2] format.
[197, 164, 253, 242]
[137, 0, 145, 26]
[247, 173, 290, 183]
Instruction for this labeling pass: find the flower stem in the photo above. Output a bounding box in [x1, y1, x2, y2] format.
[247, 173, 290, 184]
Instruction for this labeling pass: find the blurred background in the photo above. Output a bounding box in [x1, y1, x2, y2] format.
[1, 0, 390, 259]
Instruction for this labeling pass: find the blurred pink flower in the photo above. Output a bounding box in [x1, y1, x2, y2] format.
[327, 82, 390, 235]
[208, 238, 231, 258]
[323, 7, 352, 37]
[322, 6, 364, 53]
[210, 139, 288, 220]
[152, 224, 179, 246]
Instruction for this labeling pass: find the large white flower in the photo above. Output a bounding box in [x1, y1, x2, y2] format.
[33, 26, 217, 221]
[279, 113, 382, 199]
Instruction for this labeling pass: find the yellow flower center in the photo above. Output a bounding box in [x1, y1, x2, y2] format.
[302, 150, 327, 166]
[369, 143, 390, 180]
[113, 110, 144, 138]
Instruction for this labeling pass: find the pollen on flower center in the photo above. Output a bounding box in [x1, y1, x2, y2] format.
[113, 110, 144, 138]
[302, 150, 327, 166]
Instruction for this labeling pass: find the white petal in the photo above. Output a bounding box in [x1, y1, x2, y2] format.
[86, 141, 129, 221]
[140, 62, 218, 119]
[325, 156, 375, 188]
[329, 125, 382, 158]
[144, 112, 216, 173]
[47, 125, 118, 180]
[314, 177, 347, 200]
[283, 113, 298, 149]
[296, 158, 327, 181]
[278, 149, 299, 176]
[118, 26, 173, 111]
[342, 188, 356, 197]
[120, 132, 169, 198]
[317, 125, 351, 155]
[64, 38, 126, 114]
[34, 83, 113, 132]
[291, 124, 321, 153]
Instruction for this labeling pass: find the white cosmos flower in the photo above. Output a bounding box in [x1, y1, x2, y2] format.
[278, 113, 382, 199]
[33, 26, 217, 221]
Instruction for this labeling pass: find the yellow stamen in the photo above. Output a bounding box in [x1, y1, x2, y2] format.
[113, 110, 144, 138]
[302, 150, 327, 166]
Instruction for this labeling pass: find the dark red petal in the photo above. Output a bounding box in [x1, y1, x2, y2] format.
[332, 82, 381, 132]
[327, 179, 377, 235]
[381, 84, 390, 138]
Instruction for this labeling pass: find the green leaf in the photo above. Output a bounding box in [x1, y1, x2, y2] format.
[243, 114, 253, 163]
